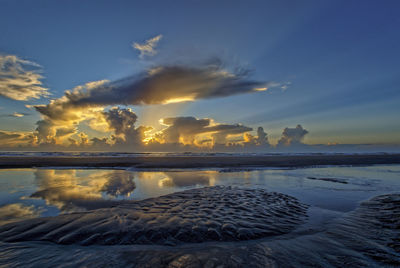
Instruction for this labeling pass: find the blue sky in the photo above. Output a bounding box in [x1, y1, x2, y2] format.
[0, 0, 399, 147]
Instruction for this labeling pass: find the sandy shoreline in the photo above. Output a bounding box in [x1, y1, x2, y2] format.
[0, 153, 399, 168]
[1, 187, 399, 266]
[0, 162, 399, 266]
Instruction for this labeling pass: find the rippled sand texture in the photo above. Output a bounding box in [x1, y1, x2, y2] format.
[0, 186, 309, 245]
[0, 188, 399, 267]
[119, 194, 400, 267]
[335, 194, 400, 265]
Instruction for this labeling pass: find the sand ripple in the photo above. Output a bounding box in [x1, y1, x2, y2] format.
[0, 186, 308, 245]
[0, 192, 399, 267]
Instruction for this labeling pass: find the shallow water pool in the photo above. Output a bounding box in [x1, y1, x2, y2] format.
[1, 165, 399, 224]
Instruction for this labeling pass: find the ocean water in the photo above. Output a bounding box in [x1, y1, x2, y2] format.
[0, 165, 399, 267]
[1, 165, 399, 222]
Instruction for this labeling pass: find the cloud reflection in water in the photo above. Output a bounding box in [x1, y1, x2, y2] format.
[30, 169, 136, 211]
[159, 171, 213, 187]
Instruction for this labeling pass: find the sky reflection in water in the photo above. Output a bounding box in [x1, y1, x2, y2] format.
[1, 165, 400, 224]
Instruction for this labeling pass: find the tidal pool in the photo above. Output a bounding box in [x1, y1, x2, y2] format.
[0, 165, 400, 267]
[1, 165, 399, 224]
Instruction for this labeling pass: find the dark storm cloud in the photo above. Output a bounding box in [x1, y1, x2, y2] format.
[159, 117, 211, 144]
[157, 116, 253, 144]
[101, 172, 136, 197]
[103, 107, 151, 145]
[103, 107, 138, 135]
[278, 124, 309, 146]
[34, 61, 269, 121]
[256, 127, 268, 145]
[244, 126, 269, 146]
[210, 124, 253, 144]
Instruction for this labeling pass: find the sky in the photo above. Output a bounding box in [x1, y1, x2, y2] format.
[0, 0, 399, 152]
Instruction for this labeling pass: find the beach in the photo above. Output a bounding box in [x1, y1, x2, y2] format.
[0, 156, 399, 267]
[0, 153, 399, 168]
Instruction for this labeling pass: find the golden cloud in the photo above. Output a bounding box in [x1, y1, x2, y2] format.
[0, 55, 49, 101]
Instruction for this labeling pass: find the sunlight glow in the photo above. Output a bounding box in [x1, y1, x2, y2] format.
[163, 95, 196, 104]
[253, 87, 268, 91]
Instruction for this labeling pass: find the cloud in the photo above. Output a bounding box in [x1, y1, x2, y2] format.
[159, 171, 211, 187]
[152, 116, 252, 145]
[101, 172, 136, 197]
[35, 120, 77, 145]
[34, 80, 109, 122]
[90, 137, 109, 148]
[210, 124, 253, 144]
[257, 127, 268, 144]
[132, 34, 163, 58]
[0, 130, 36, 147]
[33, 62, 268, 122]
[0, 203, 42, 225]
[0, 55, 293, 151]
[103, 107, 138, 135]
[67, 133, 92, 148]
[157, 117, 211, 144]
[0, 112, 266, 151]
[0, 54, 49, 101]
[28, 60, 274, 149]
[280, 81, 291, 91]
[278, 124, 309, 146]
[35, 119, 56, 144]
[0, 112, 30, 118]
[10, 112, 27, 117]
[55, 127, 76, 137]
[103, 107, 152, 146]
[30, 169, 136, 211]
[12, 112, 26, 117]
[244, 127, 269, 146]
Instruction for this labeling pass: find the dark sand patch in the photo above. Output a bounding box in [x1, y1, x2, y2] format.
[306, 176, 348, 184]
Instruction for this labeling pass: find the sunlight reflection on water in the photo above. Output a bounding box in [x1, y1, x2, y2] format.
[0, 165, 400, 224]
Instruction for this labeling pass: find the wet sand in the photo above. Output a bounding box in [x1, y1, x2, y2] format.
[0, 153, 400, 168]
[0, 186, 308, 245]
[1, 156, 399, 267]
[0, 187, 399, 267]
